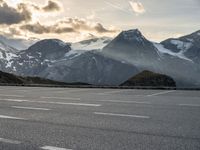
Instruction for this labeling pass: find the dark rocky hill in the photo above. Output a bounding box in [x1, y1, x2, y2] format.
[121, 70, 176, 87]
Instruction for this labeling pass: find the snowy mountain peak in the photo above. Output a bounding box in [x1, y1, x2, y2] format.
[18, 38, 72, 61]
[27, 39, 71, 53]
[120, 29, 145, 42]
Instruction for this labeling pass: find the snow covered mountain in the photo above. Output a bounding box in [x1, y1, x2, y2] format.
[8, 39, 72, 76]
[102, 29, 200, 86]
[161, 30, 200, 63]
[71, 37, 112, 50]
[0, 29, 200, 87]
[2, 38, 137, 85]
[0, 41, 18, 71]
[102, 29, 160, 68]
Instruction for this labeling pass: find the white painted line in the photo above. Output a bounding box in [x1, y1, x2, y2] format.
[97, 100, 150, 104]
[0, 94, 25, 98]
[41, 97, 81, 100]
[0, 115, 25, 120]
[98, 90, 133, 95]
[12, 106, 51, 111]
[41, 146, 72, 150]
[31, 101, 101, 107]
[179, 104, 200, 107]
[94, 112, 150, 119]
[147, 91, 175, 97]
[0, 98, 101, 107]
[0, 99, 29, 102]
[0, 138, 21, 144]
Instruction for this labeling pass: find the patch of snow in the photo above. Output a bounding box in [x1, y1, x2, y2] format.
[13, 66, 16, 71]
[170, 40, 192, 52]
[197, 32, 200, 36]
[0, 52, 3, 59]
[44, 59, 49, 62]
[27, 55, 34, 59]
[5, 53, 17, 61]
[64, 50, 85, 59]
[6, 61, 12, 68]
[71, 38, 111, 50]
[5, 52, 17, 68]
[154, 43, 193, 62]
[121, 61, 127, 64]
[36, 52, 42, 57]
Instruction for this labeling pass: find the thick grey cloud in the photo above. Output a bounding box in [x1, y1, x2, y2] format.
[0, 1, 31, 25]
[20, 22, 75, 34]
[60, 18, 117, 33]
[42, 0, 61, 12]
[94, 23, 111, 33]
[31, 0, 61, 12]
[0, 0, 60, 25]
[19, 18, 118, 35]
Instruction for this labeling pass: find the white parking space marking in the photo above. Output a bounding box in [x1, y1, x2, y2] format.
[179, 104, 200, 107]
[98, 90, 134, 95]
[0, 99, 29, 102]
[0, 98, 101, 107]
[12, 106, 51, 111]
[31, 101, 101, 107]
[0, 94, 25, 98]
[94, 112, 150, 119]
[0, 138, 21, 144]
[0, 115, 25, 120]
[97, 100, 150, 104]
[41, 97, 81, 100]
[147, 91, 175, 97]
[41, 146, 72, 150]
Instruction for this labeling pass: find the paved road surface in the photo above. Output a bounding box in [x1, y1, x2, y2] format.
[0, 86, 199, 150]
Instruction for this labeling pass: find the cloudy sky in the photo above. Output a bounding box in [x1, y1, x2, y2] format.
[0, 0, 200, 42]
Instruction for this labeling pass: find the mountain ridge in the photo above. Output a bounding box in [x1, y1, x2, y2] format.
[0, 29, 199, 87]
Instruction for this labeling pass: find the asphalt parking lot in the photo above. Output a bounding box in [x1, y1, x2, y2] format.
[0, 86, 199, 150]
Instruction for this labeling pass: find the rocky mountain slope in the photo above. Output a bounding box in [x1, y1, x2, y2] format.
[102, 29, 200, 87]
[0, 29, 199, 87]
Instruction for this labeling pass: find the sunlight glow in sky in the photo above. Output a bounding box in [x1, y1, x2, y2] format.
[0, 0, 200, 42]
